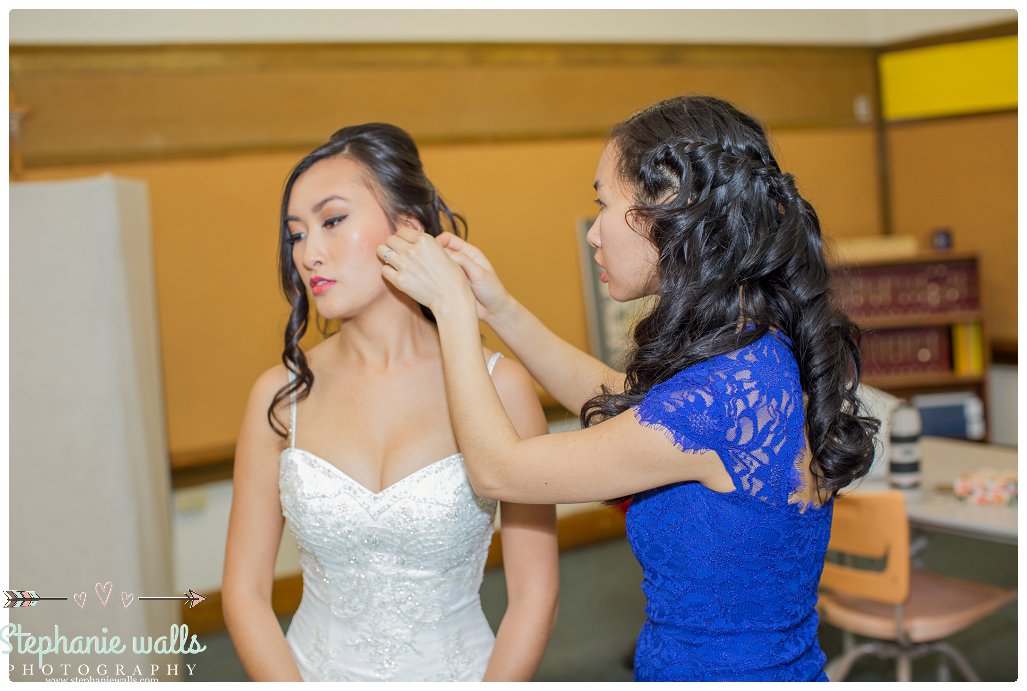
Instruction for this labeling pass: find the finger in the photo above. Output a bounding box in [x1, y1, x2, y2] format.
[443, 233, 489, 265]
[394, 225, 423, 243]
[383, 235, 417, 261]
[446, 248, 483, 281]
[410, 231, 449, 259]
[377, 243, 404, 268]
[383, 234, 413, 251]
[438, 231, 474, 252]
[438, 233, 474, 260]
[436, 231, 459, 248]
[380, 263, 405, 291]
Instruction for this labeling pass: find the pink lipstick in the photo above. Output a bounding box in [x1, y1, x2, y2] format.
[310, 275, 336, 296]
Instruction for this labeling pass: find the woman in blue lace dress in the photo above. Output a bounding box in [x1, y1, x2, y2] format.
[379, 95, 879, 681]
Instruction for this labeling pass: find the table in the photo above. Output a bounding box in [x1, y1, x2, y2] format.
[843, 436, 1017, 545]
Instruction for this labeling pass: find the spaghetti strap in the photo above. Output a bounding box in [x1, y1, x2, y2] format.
[486, 351, 503, 377]
[287, 369, 297, 449]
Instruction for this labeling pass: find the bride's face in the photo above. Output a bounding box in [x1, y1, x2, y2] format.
[286, 156, 395, 320]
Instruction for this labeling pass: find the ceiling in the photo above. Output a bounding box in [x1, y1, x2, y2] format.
[8, 8, 1016, 47]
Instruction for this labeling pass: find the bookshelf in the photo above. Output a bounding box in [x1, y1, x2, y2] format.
[832, 251, 989, 438]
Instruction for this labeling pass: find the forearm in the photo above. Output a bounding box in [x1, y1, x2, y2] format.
[482, 594, 558, 681]
[435, 299, 525, 494]
[224, 594, 303, 681]
[487, 297, 623, 413]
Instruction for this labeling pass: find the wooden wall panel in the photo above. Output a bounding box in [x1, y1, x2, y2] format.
[22, 124, 880, 461]
[885, 112, 1017, 343]
[772, 126, 883, 239]
[11, 43, 877, 166]
[13, 41, 886, 463]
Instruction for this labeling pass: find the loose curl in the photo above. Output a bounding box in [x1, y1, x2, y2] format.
[267, 123, 467, 438]
[581, 95, 879, 499]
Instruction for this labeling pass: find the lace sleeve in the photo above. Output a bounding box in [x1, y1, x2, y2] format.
[633, 369, 722, 456]
[634, 337, 807, 506]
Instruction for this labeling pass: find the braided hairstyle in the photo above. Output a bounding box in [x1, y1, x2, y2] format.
[267, 123, 467, 438]
[581, 95, 878, 498]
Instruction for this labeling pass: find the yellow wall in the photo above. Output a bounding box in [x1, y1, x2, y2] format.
[23, 126, 881, 457]
[880, 36, 1017, 120]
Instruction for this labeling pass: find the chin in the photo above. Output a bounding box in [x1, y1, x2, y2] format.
[312, 300, 361, 322]
[606, 283, 639, 303]
[314, 290, 388, 322]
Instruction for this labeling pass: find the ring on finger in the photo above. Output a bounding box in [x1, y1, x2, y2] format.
[382, 248, 396, 266]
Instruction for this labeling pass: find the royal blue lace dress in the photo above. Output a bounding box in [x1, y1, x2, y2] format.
[627, 331, 832, 681]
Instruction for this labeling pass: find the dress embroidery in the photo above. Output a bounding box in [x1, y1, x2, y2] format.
[279, 353, 503, 681]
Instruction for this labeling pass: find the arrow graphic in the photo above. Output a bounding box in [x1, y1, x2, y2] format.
[4, 590, 68, 608]
[137, 589, 207, 609]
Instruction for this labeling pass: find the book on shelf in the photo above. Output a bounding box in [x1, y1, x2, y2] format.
[951, 322, 985, 375]
[834, 256, 979, 320]
[861, 326, 951, 378]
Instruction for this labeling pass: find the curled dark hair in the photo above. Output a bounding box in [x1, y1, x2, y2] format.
[268, 123, 467, 437]
[582, 95, 879, 498]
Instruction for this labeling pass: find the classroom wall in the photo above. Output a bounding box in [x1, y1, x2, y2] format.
[11, 23, 1016, 621]
[22, 125, 881, 458]
[885, 111, 1017, 343]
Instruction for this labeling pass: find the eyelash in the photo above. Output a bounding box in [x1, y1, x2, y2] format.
[286, 215, 347, 244]
[593, 198, 605, 209]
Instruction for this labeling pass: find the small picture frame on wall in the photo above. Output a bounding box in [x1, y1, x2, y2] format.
[575, 217, 655, 369]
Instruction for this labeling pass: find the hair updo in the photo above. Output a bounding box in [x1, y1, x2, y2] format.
[267, 123, 467, 437]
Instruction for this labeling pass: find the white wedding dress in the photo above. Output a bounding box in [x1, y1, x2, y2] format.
[279, 353, 503, 681]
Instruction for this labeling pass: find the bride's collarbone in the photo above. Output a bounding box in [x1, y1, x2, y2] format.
[292, 363, 461, 487]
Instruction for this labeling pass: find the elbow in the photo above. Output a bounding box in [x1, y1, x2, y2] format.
[467, 471, 502, 501]
[547, 599, 560, 636]
[509, 585, 560, 635]
[221, 580, 270, 632]
[221, 585, 247, 632]
[538, 588, 560, 635]
[464, 452, 511, 500]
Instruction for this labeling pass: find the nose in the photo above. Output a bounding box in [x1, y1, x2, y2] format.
[299, 229, 326, 272]
[585, 216, 601, 249]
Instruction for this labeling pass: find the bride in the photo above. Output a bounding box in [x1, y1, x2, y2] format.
[223, 124, 559, 681]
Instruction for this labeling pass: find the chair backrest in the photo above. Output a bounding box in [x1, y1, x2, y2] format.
[821, 491, 909, 605]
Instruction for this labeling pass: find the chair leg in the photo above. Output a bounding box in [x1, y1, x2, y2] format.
[933, 642, 982, 682]
[896, 652, 912, 682]
[841, 629, 856, 653]
[936, 654, 951, 682]
[827, 642, 887, 682]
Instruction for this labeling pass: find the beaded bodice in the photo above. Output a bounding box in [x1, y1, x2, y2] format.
[278, 354, 502, 681]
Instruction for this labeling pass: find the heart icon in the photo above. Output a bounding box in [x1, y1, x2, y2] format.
[73, 592, 87, 609]
[95, 581, 113, 607]
[121, 592, 134, 608]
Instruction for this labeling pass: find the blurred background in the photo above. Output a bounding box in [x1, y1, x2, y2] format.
[8, 8, 1017, 682]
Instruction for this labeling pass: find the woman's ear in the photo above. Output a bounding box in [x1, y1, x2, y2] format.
[396, 214, 425, 233]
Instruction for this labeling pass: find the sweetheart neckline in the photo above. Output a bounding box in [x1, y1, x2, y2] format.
[282, 446, 464, 497]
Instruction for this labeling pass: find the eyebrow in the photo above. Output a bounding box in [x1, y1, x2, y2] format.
[284, 195, 349, 222]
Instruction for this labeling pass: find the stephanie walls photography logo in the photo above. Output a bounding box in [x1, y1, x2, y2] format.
[3, 581, 208, 681]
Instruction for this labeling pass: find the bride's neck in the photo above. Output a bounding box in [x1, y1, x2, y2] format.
[330, 294, 440, 369]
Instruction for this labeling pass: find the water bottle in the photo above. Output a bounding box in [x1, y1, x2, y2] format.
[889, 402, 922, 491]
